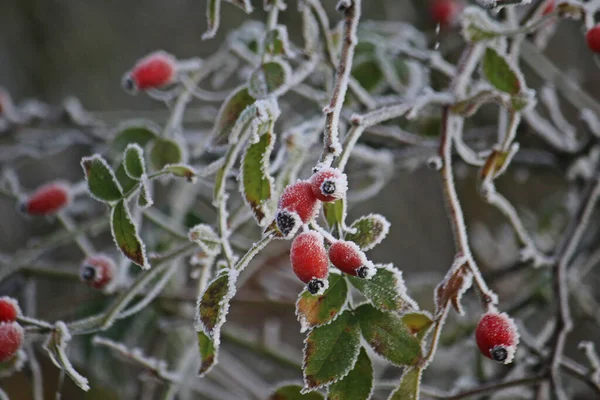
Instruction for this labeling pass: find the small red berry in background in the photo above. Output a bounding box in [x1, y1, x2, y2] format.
[475, 311, 519, 364]
[80, 254, 116, 290]
[20, 181, 71, 216]
[0, 297, 20, 323]
[542, 0, 555, 16]
[122, 51, 177, 93]
[586, 25, 600, 54]
[309, 166, 348, 203]
[276, 180, 320, 238]
[328, 240, 375, 279]
[290, 231, 329, 294]
[0, 322, 24, 363]
[430, 0, 462, 27]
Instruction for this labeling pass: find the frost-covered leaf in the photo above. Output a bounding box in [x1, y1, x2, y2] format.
[202, 0, 221, 40]
[460, 7, 502, 42]
[81, 155, 123, 203]
[189, 224, 221, 256]
[137, 177, 153, 209]
[264, 26, 293, 57]
[111, 200, 149, 269]
[303, 311, 361, 391]
[354, 304, 422, 367]
[240, 123, 275, 225]
[43, 322, 90, 392]
[435, 261, 473, 315]
[324, 199, 346, 229]
[480, 148, 511, 180]
[112, 120, 159, 154]
[347, 264, 415, 312]
[115, 163, 137, 193]
[196, 269, 238, 340]
[269, 385, 324, 400]
[248, 60, 291, 99]
[123, 143, 145, 180]
[344, 214, 390, 251]
[301, 6, 320, 54]
[296, 274, 348, 333]
[482, 47, 521, 95]
[327, 347, 373, 400]
[402, 312, 434, 341]
[225, 0, 253, 13]
[209, 86, 256, 148]
[197, 331, 218, 376]
[388, 367, 422, 400]
[149, 138, 183, 171]
[164, 164, 198, 183]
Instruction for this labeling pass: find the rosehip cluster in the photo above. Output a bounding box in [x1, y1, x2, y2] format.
[475, 310, 519, 364]
[0, 297, 24, 363]
[122, 51, 177, 93]
[80, 254, 116, 290]
[19, 181, 71, 216]
[275, 166, 348, 238]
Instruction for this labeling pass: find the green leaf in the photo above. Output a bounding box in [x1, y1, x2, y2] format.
[202, 0, 221, 40]
[354, 304, 421, 366]
[347, 264, 415, 312]
[389, 368, 422, 400]
[327, 347, 373, 400]
[81, 155, 124, 203]
[264, 26, 293, 57]
[188, 223, 221, 256]
[137, 178, 153, 209]
[115, 163, 137, 193]
[248, 60, 291, 99]
[269, 385, 324, 400]
[197, 269, 238, 338]
[149, 138, 183, 171]
[324, 199, 345, 229]
[482, 47, 521, 95]
[197, 331, 217, 376]
[240, 124, 275, 225]
[402, 312, 434, 341]
[111, 121, 158, 154]
[345, 214, 390, 251]
[352, 60, 384, 92]
[123, 143, 145, 180]
[303, 311, 361, 390]
[110, 200, 149, 269]
[164, 164, 198, 183]
[209, 86, 256, 148]
[296, 274, 348, 332]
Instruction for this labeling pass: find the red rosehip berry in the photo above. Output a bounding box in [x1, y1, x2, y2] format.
[276, 180, 320, 238]
[430, 0, 462, 27]
[328, 240, 375, 279]
[309, 166, 348, 203]
[122, 51, 177, 93]
[475, 311, 519, 364]
[290, 231, 329, 294]
[586, 25, 600, 54]
[20, 181, 71, 216]
[0, 322, 24, 363]
[80, 254, 116, 290]
[0, 297, 20, 323]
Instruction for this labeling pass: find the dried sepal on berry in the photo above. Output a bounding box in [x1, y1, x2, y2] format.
[328, 240, 375, 279]
[122, 51, 177, 94]
[0, 322, 24, 363]
[276, 180, 320, 238]
[475, 310, 520, 364]
[20, 181, 72, 216]
[290, 231, 330, 295]
[80, 254, 116, 290]
[309, 165, 348, 203]
[0, 297, 20, 323]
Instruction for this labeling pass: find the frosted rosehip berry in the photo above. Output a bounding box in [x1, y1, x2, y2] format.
[0, 322, 24, 363]
[328, 240, 375, 279]
[309, 166, 348, 203]
[430, 0, 461, 26]
[276, 180, 320, 238]
[475, 311, 519, 364]
[80, 254, 116, 290]
[290, 231, 329, 294]
[586, 25, 600, 54]
[20, 181, 71, 216]
[122, 51, 177, 93]
[0, 297, 20, 323]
